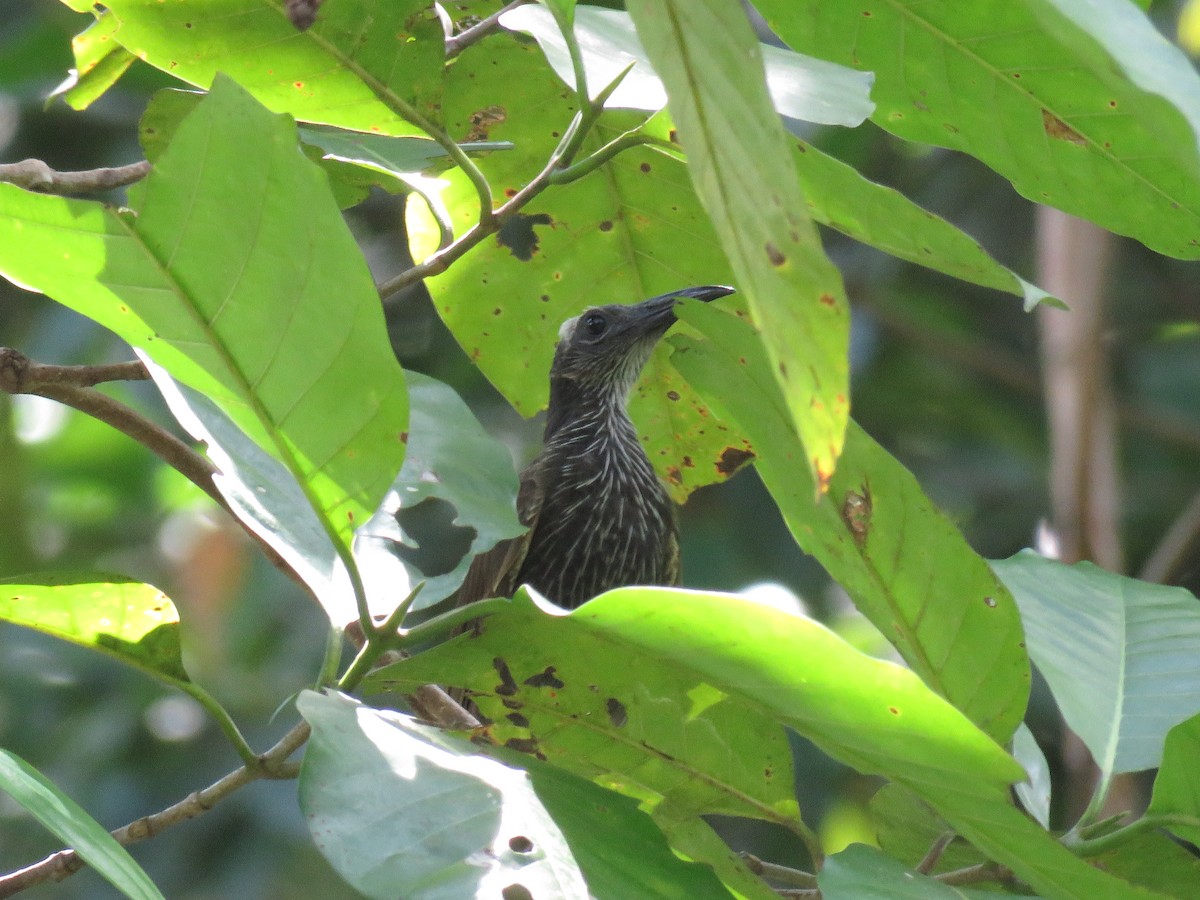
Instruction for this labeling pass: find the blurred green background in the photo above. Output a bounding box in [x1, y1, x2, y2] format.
[4, 1, 1200, 895]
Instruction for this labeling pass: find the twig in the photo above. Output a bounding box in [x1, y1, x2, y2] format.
[1138, 487, 1200, 584]
[0, 721, 310, 897]
[915, 831, 955, 874]
[445, 0, 532, 58]
[935, 861, 1013, 887]
[377, 91, 629, 300]
[739, 852, 816, 888]
[0, 159, 150, 194]
[0, 348, 307, 593]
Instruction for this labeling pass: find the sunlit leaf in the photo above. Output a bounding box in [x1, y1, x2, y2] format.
[628, 0, 850, 490]
[64, 0, 446, 134]
[367, 591, 804, 838]
[47, 12, 136, 111]
[758, 0, 1200, 260]
[297, 690, 588, 900]
[787, 139, 1055, 311]
[372, 588, 1149, 897]
[0, 575, 187, 684]
[0, 77, 408, 571]
[671, 302, 1029, 742]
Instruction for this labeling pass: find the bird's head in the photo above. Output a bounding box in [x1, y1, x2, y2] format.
[549, 285, 735, 402]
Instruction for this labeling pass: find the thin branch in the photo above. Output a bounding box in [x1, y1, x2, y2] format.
[738, 853, 816, 888]
[0, 349, 221, 508]
[548, 132, 655, 185]
[935, 861, 1013, 887]
[377, 93, 631, 300]
[915, 831, 956, 874]
[0, 348, 308, 593]
[0, 722, 310, 897]
[445, 0, 532, 58]
[1138, 487, 1200, 584]
[0, 159, 150, 195]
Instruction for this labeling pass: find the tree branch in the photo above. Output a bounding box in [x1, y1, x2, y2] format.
[0, 348, 307, 593]
[0, 721, 310, 897]
[0, 159, 150, 194]
[445, 0, 532, 58]
[915, 831, 956, 874]
[377, 93, 629, 300]
[1139, 488, 1200, 585]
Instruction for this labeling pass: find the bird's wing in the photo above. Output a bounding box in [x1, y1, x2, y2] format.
[452, 458, 544, 607]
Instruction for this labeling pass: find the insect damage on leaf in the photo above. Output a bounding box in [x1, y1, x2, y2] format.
[464, 104, 506, 141]
[497, 212, 553, 260]
[1042, 109, 1086, 146]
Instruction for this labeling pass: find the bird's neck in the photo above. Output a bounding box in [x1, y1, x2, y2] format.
[544, 376, 632, 446]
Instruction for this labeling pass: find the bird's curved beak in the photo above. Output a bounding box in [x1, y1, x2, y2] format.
[632, 284, 736, 334]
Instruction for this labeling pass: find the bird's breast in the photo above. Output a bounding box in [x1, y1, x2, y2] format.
[516, 423, 677, 608]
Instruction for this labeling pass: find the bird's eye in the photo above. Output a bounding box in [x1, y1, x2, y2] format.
[583, 312, 608, 336]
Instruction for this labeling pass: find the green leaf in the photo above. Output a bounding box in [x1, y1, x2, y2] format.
[300, 128, 512, 180]
[627, 0, 850, 490]
[424, 39, 750, 500]
[992, 551, 1200, 775]
[1087, 829, 1200, 899]
[368, 590, 803, 834]
[756, 0, 1200, 260]
[1147, 713, 1200, 847]
[357, 371, 526, 611]
[1013, 723, 1052, 828]
[148, 368, 356, 625]
[0, 575, 188, 684]
[870, 785, 986, 875]
[789, 140, 1054, 311]
[0, 76, 408, 574]
[499, 749, 739, 900]
[47, 12, 136, 111]
[670, 302, 1029, 742]
[0, 749, 165, 900]
[69, 0, 446, 134]
[375, 589, 1155, 898]
[818, 843, 976, 899]
[297, 690, 589, 900]
[502, 4, 874, 125]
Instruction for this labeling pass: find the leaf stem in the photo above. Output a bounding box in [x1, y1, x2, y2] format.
[174, 682, 258, 766]
[1066, 812, 1200, 856]
[336, 582, 425, 693]
[548, 131, 655, 184]
[315, 625, 345, 688]
[739, 852, 816, 887]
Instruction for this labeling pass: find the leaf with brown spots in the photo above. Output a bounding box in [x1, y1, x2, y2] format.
[672, 303, 1029, 743]
[628, 0, 851, 494]
[425, 42, 747, 498]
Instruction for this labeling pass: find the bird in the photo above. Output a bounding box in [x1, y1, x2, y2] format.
[453, 284, 735, 611]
